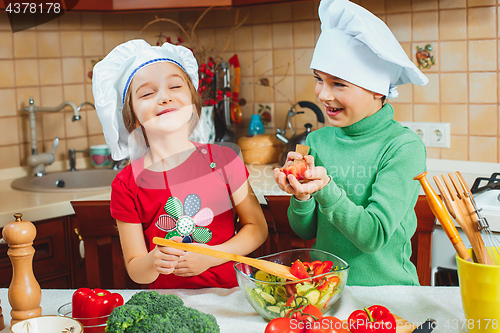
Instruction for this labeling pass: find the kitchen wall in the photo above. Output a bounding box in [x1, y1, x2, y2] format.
[0, 0, 499, 170]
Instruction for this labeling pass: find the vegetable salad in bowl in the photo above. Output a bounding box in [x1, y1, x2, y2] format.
[234, 248, 349, 321]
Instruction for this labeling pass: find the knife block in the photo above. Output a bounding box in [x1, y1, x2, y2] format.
[2, 213, 42, 326]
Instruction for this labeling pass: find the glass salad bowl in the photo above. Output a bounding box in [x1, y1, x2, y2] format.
[58, 302, 109, 333]
[234, 248, 349, 321]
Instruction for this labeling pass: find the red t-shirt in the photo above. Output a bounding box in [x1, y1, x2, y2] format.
[110, 143, 249, 289]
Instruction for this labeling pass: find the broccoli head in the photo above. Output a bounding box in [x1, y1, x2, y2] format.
[105, 304, 147, 333]
[125, 291, 184, 316]
[166, 306, 219, 333]
[106, 291, 219, 333]
[124, 314, 174, 333]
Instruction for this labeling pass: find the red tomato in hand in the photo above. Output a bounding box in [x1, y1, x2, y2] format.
[265, 317, 304, 333]
[282, 160, 308, 181]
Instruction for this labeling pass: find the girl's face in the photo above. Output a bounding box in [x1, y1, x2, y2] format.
[130, 62, 194, 135]
[314, 70, 384, 128]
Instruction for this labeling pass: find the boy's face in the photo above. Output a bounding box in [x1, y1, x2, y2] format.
[313, 70, 384, 128]
[130, 62, 194, 136]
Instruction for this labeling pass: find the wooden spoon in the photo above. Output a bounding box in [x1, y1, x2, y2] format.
[152, 237, 298, 280]
[433, 173, 489, 264]
[414, 172, 472, 262]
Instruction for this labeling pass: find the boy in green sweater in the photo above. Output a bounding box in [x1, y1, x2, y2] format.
[274, 0, 429, 286]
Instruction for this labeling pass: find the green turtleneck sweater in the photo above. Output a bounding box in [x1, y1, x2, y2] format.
[289, 103, 426, 286]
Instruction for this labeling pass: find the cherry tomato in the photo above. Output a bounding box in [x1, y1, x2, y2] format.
[290, 259, 310, 279]
[291, 304, 323, 323]
[308, 316, 348, 333]
[265, 317, 304, 333]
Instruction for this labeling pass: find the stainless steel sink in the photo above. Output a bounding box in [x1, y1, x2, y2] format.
[11, 169, 119, 192]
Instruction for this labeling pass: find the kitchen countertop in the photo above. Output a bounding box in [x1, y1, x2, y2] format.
[0, 286, 466, 333]
[1, 158, 499, 229]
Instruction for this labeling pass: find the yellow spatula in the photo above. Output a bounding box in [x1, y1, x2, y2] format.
[152, 237, 298, 281]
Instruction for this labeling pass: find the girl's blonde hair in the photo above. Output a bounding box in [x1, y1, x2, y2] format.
[122, 69, 202, 133]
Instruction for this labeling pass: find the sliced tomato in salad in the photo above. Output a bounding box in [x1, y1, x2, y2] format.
[290, 259, 310, 280]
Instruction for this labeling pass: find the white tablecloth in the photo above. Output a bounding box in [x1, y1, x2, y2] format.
[0, 286, 466, 333]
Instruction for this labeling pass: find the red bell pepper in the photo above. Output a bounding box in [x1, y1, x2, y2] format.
[314, 260, 333, 276]
[348, 305, 396, 333]
[72, 288, 124, 329]
[290, 260, 310, 280]
[317, 275, 340, 291]
[302, 261, 313, 270]
[309, 260, 323, 270]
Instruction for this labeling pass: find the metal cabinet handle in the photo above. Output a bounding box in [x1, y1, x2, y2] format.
[74, 228, 85, 259]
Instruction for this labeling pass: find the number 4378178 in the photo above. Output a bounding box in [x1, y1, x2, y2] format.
[5, 3, 61, 14]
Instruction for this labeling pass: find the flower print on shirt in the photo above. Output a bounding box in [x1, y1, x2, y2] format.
[155, 194, 214, 244]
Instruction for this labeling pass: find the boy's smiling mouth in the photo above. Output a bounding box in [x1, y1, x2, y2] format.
[157, 108, 179, 116]
[325, 106, 344, 116]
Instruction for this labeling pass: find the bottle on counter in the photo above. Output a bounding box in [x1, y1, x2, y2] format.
[248, 114, 265, 136]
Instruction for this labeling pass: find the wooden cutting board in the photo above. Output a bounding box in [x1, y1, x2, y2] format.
[342, 314, 417, 333]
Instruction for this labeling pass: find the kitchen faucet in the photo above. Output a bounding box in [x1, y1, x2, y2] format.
[24, 97, 81, 176]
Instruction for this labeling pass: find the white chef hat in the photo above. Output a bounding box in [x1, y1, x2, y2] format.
[92, 39, 199, 161]
[310, 0, 428, 98]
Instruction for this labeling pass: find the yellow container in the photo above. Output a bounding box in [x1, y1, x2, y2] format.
[456, 247, 500, 332]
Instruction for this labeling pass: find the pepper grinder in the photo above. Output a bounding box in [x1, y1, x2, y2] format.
[2, 213, 42, 326]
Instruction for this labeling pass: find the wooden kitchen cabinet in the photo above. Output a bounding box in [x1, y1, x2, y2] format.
[0, 0, 310, 12]
[0, 216, 74, 289]
[0, 0, 311, 13]
[232, 0, 291, 6]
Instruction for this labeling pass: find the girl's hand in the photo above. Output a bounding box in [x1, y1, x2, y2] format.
[152, 236, 185, 275]
[173, 243, 217, 277]
[274, 155, 330, 200]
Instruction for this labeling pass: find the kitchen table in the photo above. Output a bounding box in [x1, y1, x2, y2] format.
[0, 286, 466, 333]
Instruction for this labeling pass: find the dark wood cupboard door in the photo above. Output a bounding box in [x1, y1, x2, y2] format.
[68, 215, 87, 288]
[0, 217, 72, 289]
[232, 0, 290, 6]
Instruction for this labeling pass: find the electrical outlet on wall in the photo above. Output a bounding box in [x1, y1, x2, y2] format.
[399, 122, 451, 148]
[255, 103, 274, 128]
[428, 123, 450, 148]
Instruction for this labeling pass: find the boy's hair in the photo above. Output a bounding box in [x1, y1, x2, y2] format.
[122, 69, 202, 133]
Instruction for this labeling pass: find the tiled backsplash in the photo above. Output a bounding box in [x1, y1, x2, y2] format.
[0, 0, 499, 169]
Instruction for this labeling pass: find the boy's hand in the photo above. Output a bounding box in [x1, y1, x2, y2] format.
[274, 153, 330, 200]
[152, 236, 184, 275]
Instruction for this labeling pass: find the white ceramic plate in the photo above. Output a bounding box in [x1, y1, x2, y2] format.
[11, 316, 83, 333]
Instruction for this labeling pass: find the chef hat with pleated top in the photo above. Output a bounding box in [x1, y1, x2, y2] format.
[92, 39, 199, 161]
[311, 0, 428, 98]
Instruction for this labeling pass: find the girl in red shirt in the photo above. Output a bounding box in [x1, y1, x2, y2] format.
[93, 40, 268, 289]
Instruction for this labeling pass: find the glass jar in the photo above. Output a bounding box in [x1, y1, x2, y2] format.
[248, 114, 264, 136]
